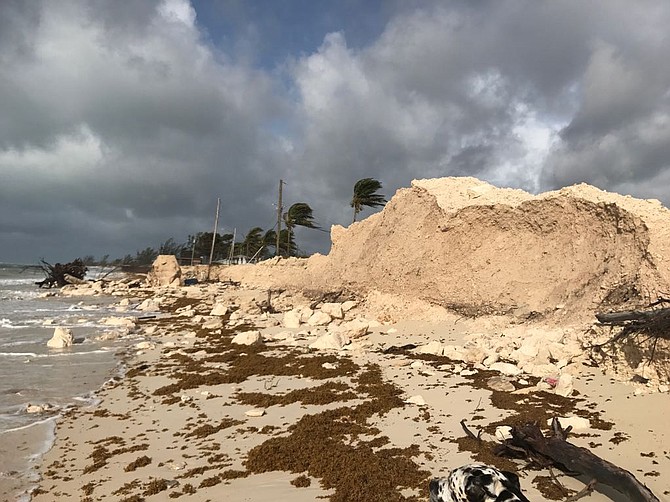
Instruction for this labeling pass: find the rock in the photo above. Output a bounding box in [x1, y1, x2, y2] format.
[548, 416, 590, 430]
[136, 298, 161, 312]
[322, 362, 337, 370]
[489, 362, 522, 376]
[443, 345, 466, 361]
[146, 255, 181, 287]
[282, 309, 302, 328]
[102, 316, 135, 328]
[554, 373, 573, 397]
[307, 311, 332, 326]
[232, 331, 263, 346]
[320, 303, 344, 319]
[309, 332, 350, 350]
[245, 409, 266, 417]
[405, 395, 426, 406]
[180, 395, 192, 403]
[135, 341, 155, 350]
[495, 426, 513, 441]
[335, 319, 369, 339]
[26, 403, 53, 414]
[47, 327, 73, 348]
[202, 317, 223, 330]
[416, 341, 444, 356]
[410, 360, 425, 369]
[341, 300, 357, 312]
[209, 303, 228, 316]
[299, 308, 314, 323]
[459, 369, 477, 376]
[487, 376, 515, 392]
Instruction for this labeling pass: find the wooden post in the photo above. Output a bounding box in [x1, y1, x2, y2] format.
[276, 179, 284, 256]
[206, 197, 220, 281]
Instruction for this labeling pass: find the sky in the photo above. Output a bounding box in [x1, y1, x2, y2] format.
[2, 0, 670, 263]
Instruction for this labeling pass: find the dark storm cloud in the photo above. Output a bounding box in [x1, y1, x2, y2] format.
[2, 0, 670, 262]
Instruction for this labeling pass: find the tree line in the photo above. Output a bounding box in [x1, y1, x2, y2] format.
[82, 178, 386, 266]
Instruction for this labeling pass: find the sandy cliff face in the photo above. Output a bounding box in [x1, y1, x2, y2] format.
[223, 177, 670, 324]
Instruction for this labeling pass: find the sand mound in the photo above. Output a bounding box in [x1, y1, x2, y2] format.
[222, 177, 670, 325]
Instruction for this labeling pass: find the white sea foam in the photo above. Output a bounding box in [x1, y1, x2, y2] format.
[0, 415, 58, 435]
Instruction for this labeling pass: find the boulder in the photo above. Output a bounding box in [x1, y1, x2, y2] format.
[307, 311, 332, 326]
[309, 332, 350, 350]
[47, 327, 73, 348]
[136, 298, 161, 312]
[146, 255, 181, 287]
[335, 319, 369, 339]
[283, 309, 302, 328]
[489, 362, 522, 376]
[416, 341, 444, 356]
[232, 330, 263, 346]
[209, 303, 228, 316]
[202, 317, 223, 330]
[341, 300, 357, 312]
[320, 303, 344, 319]
[487, 376, 515, 392]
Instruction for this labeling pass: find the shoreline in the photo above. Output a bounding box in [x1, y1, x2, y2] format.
[30, 279, 670, 501]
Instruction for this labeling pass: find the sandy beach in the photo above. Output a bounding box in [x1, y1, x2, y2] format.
[30, 280, 669, 501]
[29, 178, 670, 501]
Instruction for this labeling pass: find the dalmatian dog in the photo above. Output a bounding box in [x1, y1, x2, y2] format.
[429, 464, 531, 502]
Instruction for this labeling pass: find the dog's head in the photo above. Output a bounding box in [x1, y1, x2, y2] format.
[429, 464, 530, 502]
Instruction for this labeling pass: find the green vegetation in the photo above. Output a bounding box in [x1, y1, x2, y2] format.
[351, 178, 386, 223]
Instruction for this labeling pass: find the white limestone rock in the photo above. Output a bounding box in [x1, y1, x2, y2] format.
[146, 255, 181, 287]
[202, 317, 223, 330]
[416, 341, 444, 356]
[309, 332, 350, 351]
[489, 362, 522, 376]
[335, 319, 369, 339]
[548, 416, 590, 430]
[245, 409, 266, 417]
[495, 426, 513, 441]
[137, 298, 162, 312]
[341, 300, 357, 312]
[209, 303, 229, 316]
[554, 373, 574, 397]
[282, 309, 302, 328]
[320, 303, 344, 319]
[307, 311, 332, 327]
[232, 330, 263, 346]
[405, 395, 426, 406]
[102, 317, 135, 328]
[47, 327, 73, 348]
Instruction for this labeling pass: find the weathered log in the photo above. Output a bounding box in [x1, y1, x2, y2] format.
[596, 308, 670, 325]
[505, 420, 659, 502]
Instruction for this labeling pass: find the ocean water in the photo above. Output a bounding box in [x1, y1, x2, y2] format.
[0, 263, 142, 500]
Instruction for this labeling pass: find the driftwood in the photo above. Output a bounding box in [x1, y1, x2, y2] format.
[36, 259, 88, 288]
[498, 419, 659, 502]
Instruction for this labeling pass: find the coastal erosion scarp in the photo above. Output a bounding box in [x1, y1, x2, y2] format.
[224, 177, 670, 326]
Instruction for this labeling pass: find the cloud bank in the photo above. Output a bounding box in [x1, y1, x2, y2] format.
[1, 0, 670, 261]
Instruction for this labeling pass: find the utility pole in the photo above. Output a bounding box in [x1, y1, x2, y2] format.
[206, 197, 221, 281]
[276, 179, 284, 256]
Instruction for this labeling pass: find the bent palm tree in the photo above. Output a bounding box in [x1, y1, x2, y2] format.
[283, 203, 320, 256]
[351, 178, 386, 223]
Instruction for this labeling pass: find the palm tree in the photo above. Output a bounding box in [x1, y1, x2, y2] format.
[283, 203, 320, 256]
[242, 227, 264, 259]
[351, 178, 387, 223]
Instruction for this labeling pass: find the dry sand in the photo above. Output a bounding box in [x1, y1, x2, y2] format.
[31, 177, 670, 501]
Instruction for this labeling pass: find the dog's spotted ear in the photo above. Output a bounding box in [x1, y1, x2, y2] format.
[500, 470, 521, 491]
[464, 468, 494, 502]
